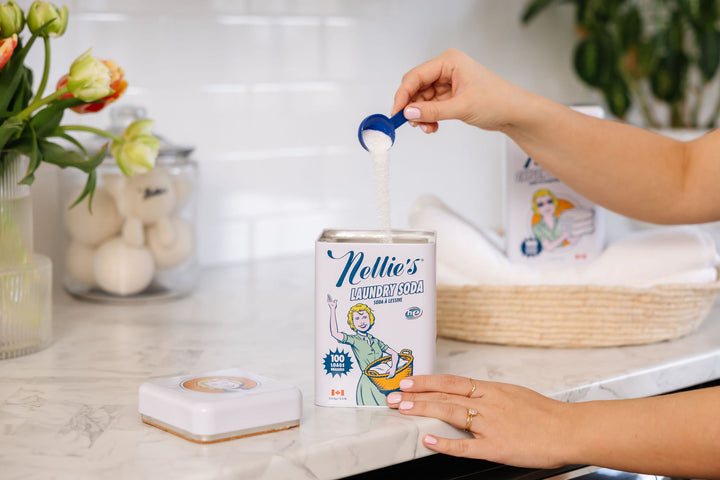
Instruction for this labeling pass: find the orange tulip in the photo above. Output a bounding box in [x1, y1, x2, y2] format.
[0, 33, 17, 70]
[56, 59, 128, 113]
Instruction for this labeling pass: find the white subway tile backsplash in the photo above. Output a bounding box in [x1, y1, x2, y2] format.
[22, 0, 593, 272]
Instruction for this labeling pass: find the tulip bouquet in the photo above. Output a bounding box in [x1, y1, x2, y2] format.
[0, 1, 161, 358]
[0, 0, 159, 209]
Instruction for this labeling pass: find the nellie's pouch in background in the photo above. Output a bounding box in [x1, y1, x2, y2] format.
[505, 105, 606, 264]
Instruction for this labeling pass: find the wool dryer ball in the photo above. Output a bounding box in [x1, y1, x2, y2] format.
[121, 169, 177, 224]
[64, 187, 123, 247]
[94, 238, 155, 295]
[147, 217, 195, 269]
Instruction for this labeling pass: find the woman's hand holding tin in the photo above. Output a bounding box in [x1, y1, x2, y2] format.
[385, 374, 574, 469]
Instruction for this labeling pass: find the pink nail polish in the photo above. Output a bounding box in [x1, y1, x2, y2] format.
[386, 392, 401, 404]
[404, 107, 421, 120]
[399, 401, 414, 410]
[420, 124, 429, 133]
[424, 435, 438, 445]
[399, 379, 413, 390]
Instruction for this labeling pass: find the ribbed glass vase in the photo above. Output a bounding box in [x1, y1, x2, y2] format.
[0, 153, 52, 360]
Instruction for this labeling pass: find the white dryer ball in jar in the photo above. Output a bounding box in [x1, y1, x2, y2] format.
[102, 172, 128, 216]
[64, 241, 97, 287]
[122, 169, 176, 225]
[122, 217, 145, 246]
[94, 238, 155, 296]
[146, 217, 194, 269]
[64, 187, 123, 247]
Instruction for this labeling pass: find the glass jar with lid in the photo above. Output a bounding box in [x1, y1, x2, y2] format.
[61, 106, 198, 302]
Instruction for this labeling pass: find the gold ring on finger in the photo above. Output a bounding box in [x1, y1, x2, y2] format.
[466, 379, 477, 398]
[464, 408, 478, 432]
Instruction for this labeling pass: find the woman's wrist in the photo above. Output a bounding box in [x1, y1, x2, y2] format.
[498, 87, 556, 138]
[553, 401, 589, 466]
[557, 400, 618, 468]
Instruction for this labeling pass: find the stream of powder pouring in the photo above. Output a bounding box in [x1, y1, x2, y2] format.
[361, 129, 393, 242]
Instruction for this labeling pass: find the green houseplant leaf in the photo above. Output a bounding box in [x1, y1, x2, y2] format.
[619, 6, 642, 49]
[603, 78, 631, 119]
[650, 52, 688, 102]
[523, 0, 720, 127]
[521, 0, 559, 24]
[573, 30, 615, 88]
[697, 26, 720, 81]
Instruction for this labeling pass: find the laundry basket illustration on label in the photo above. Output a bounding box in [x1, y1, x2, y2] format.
[364, 349, 414, 394]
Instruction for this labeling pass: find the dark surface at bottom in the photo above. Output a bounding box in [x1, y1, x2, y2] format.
[341, 455, 583, 480]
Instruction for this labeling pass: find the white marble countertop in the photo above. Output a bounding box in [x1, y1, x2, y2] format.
[2, 255, 720, 480]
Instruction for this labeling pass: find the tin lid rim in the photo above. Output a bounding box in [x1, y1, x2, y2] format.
[317, 229, 436, 244]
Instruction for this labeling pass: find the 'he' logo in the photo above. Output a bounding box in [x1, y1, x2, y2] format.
[331, 389, 345, 396]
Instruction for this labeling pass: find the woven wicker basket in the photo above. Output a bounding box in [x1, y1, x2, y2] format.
[437, 280, 720, 347]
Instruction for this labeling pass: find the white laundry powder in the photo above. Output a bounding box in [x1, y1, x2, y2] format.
[362, 129, 393, 241]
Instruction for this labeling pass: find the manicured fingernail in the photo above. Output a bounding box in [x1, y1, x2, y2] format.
[420, 124, 429, 133]
[404, 107, 421, 120]
[386, 392, 401, 404]
[424, 435, 438, 445]
[399, 401, 414, 410]
[399, 379, 414, 390]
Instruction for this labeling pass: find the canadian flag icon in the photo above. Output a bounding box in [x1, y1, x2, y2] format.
[331, 389, 345, 396]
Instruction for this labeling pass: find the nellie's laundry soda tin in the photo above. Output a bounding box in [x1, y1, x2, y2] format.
[505, 105, 606, 264]
[315, 230, 436, 407]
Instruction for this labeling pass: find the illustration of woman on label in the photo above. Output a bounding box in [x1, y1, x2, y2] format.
[531, 189, 595, 253]
[328, 295, 399, 406]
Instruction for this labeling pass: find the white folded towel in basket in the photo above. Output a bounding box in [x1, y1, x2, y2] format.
[409, 195, 719, 288]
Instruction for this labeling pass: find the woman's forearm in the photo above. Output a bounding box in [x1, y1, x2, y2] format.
[501, 92, 720, 225]
[393, 48, 720, 225]
[564, 387, 720, 478]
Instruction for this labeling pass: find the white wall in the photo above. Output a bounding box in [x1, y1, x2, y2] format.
[20, 0, 597, 272]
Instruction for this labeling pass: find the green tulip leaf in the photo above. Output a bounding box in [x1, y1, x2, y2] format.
[0, 34, 40, 113]
[19, 123, 42, 186]
[69, 170, 97, 212]
[37, 140, 108, 174]
[7, 66, 33, 117]
[34, 140, 86, 169]
[29, 97, 83, 138]
[51, 131, 89, 156]
[0, 116, 23, 153]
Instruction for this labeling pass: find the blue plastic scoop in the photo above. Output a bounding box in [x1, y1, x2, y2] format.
[358, 111, 408, 151]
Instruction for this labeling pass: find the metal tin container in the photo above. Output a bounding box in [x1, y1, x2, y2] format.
[315, 230, 436, 407]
